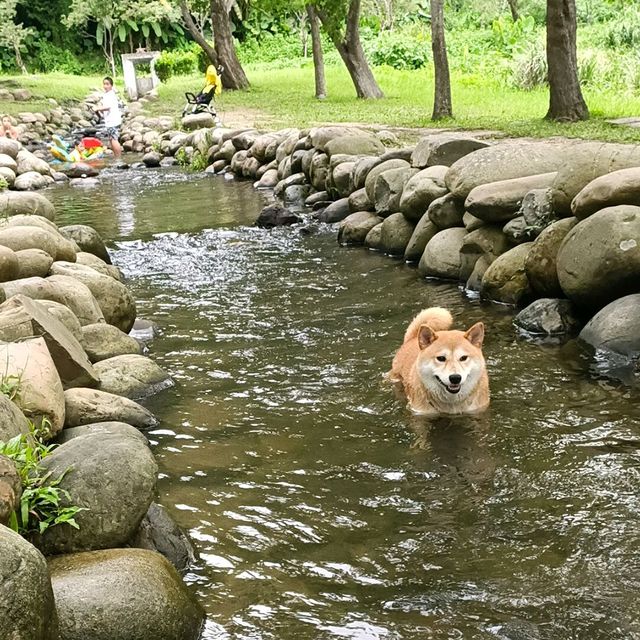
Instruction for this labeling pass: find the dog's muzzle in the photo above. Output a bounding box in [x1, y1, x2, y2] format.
[437, 374, 462, 394]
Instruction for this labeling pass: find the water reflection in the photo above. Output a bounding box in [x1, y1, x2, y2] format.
[50, 168, 640, 640]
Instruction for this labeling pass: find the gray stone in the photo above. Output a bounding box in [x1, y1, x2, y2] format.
[55, 421, 148, 447]
[364, 159, 410, 203]
[459, 226, 511, 282]
[0, 393, 30, 444]
[514, 298, 580, 335]
[325, 134, 384, 158]
[64, 387, 158, 430]
[0, 244, 18, 282]
[81, 322, 142, 363]
[0, 191, 55, 220]
[556, 205, 640, 310]
[404, 216, 439, 263]
[58, 224, 111, 264]
[379, 212, 415, 256]
[142, 151, 162, 167]
[503, 216, 531, 244]
[317, 198, 351, 223]
[364, 223, 383, 250]
[399, 166, 449, 222]
[480, 243, 534, 305]
[0, 525, 58, 640]
[427, 193, 465, 229]
[93, 354, 173, 399]
[0, 454, 20, 525]
[13, 171, 51, 191]
[418, 227, 467, 280]
[348, 187, 373, 212]
[15, 248, 53, 279]
[182, 112, 215, 130]
[411, 133, 490, 169]
[520, 187, 556, 233]
[374, 167, 419, 217]
[337, 211, 382, 245]
[571, 166, 640, 220]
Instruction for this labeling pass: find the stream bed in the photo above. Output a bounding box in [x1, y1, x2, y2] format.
[51, 166, 640, 640]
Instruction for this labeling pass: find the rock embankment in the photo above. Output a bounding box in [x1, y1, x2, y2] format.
[0, 192, 204, 640]
[138, 122, 639, 374]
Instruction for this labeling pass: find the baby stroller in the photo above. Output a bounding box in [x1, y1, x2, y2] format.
[182, 65, 223, 120]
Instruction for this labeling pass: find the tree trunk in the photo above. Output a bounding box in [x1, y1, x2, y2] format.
[306, 4, 327, 99]
[316, 0, 383, 99]
[179, 0, 218, 66]
[430, 0, 452, 119]
[506, 0, 519, 21]
[210, 0, 249, 90]
[546, 0, 588, 121]
[13, 42, 27, 74]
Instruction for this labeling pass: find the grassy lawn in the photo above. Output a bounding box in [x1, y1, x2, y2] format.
[2, 67, 640, 143]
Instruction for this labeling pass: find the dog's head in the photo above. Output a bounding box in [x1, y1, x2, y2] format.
[415, 322, 486, 402]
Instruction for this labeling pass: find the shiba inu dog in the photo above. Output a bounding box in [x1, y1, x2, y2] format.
[388, 307, 489, 416]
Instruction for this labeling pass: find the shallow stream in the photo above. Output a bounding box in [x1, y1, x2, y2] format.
[51, 167, 640, 640]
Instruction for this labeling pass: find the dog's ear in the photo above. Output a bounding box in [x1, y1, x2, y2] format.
[418, 324, 437, 350]
[464, 322, 484, 348]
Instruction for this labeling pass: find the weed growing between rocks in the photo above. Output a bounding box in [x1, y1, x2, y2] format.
[0, 421, 84, 539]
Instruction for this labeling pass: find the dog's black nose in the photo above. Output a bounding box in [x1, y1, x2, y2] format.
[449, 374, 462, 385]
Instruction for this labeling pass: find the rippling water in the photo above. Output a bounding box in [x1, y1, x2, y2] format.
[51, 167, 640, 640]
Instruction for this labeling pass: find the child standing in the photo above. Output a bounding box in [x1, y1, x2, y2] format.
[95, 76, 122, 158]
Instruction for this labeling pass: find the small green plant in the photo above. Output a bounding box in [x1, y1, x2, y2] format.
[190, 151, 207, 172]
[0, 176, 8, 192]
[175, 146, 189, 167]
[0, 422, 84, 539]
[0, 374, 21, 401]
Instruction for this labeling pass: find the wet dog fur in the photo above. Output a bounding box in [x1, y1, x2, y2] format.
[388, 307, 489, 416]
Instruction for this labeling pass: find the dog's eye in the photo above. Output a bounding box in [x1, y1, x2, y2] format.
[460, 355, 468, 362]
[436, 355, 446, 362]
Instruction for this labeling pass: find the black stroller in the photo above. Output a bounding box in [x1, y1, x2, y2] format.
[182, 65, 224, 120]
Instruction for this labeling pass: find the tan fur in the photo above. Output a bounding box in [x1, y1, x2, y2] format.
[389, 307, 490, 416]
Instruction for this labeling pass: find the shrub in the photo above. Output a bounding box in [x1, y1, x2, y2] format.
[511, 44, 547, 89]
[0, 176, 8, 192]
[369, 32, 430, 70]
[490, 15, 537, 57]
[155, 49, 198, 82]
[604, 10, 640, 49]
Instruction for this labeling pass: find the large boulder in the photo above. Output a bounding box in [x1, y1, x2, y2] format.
[459, 226, 511, 283]
[348, 187, 373, 213]
[364, 222, 383, 250]
[0, 295, 98, 388]
[364, 159, 411, 202]
[324, 134, 384, 158]
[404, 216, 439, 263]
[309, 126, 373, 151]
[520, 187, 556, 236]
[556, 205, 640, 309]
[571, 167, 640, 220]
[551, 141, 640, 215]
[92, 354, 172, 399]
[337, 211, 383, 245]
[0, 337, 65, 438]
[464, 172, 557, 222]
[0, 137, 21, 158]
[13, 171, 51, 191]
[16, 149, 52, 176]
[514, 298, 580, 336]
[182, 112, 216, 130]
[0, 190, 55, 220]
[64, 387, 158, 430]
[480, 243, 534, 305]
[398, 166, 449, 222]
[55, 421, 148, 447]
[49, 262, 136, 332]
[0, 393, 30, 443]
[255, 204, 301, 228]
[80, 323, 142, 362]
[427, 192, 465, 230]
[524, 217, 577, 297]
[0, 225, 60, 259]
[579, 294, 640, 358]
[418, 227, 467, 279]
[374, 167, 419, 217]
[49, 548, 205, 640]
[15, 248, 54, 279]
[446, 142, 577, 200]
[0, 525, 58, 640]
[35, 299, 83, 340]
[379, 212, 415, 256]
[0, 454, 20, 525]
[0, 153, 18, 172]
[411, 133, 490, 169]
[75, 252, 122, 281]
[39, 429, 157, 555]
[58, 225, 111, 264]
[316, 198, 351, 223]
[0, 244, 19, 282]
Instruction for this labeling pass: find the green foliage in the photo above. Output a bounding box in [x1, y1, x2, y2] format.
[0, 423, 84, 539]
[603, 7, 640, 49]
[156, 48, 197, 82]
[490, 15, 536, 56]
[368, 30, 430, 70]
[0, 373, 20, 400]
[0, 176, 8, 192]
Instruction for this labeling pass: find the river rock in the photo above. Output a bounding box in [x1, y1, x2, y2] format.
[309, 152, 329, 191]
[364, 159, 410, 203]
[49, 548, 205, 640]
[255, 203, 301, 228]
[76, 252, 122, 280]
[418, 227, 467, 279]
[0, 244, 18, 282]
[428, 193, 465, 230]
[0, 191, 55, 220]
[317, 198, 351, 223]
[92, 354, 172, 399]
[61, 163, 99, 179]
[571, 167, 640, 220]
[39, 429, 157, 555]
[325, 134, 384, 158]
[404, 216, 439, 263]
[64, 387, 158, 429]
[352, 156, 383, 190]
[524, 217, 577, 297]
[348, 187, 373, 212]
[142, 151, 162, 168]
[446, 142, 575, 200]
[81, 323, 141, 362]
[579, 294, 640, 358]
[520, 187, 556, 234]
[398, 166, 449, 222]
[364, 222, 383, 250]
[480, 243, 534, 305]
[129, 503, 196, 573]
[16, 149, 52, 176]
[55, 420, 148, 447]
[15, 248, 54, 278]
[0, 525, 58, 640]
[465, 172, 557, 222]
[556, 205, 640, 309]
[0, 295, 98, 388]
[459, 226, 511, 282]
[551, 141, 640, 215]
[256, 168, 279, 188]
[49, 262, 136, 332]
[331, 161, 356, 198]
[338, 211, 383, 245]
[13, 171, 51, 191]
[58, 224, 111, 264]
[379, 212, 415, 256]
[0, 153, 17, 172]
[0, 337, 65, 438]
[182, 112, 216, 130]
[411, 133, 490, 169]
[514, 298, 580, 335]
[0, 225, 58, 260]
[0, 137, 21, 158]
[0, 166, 15, 186]
[374, 167, 418, 217]
[0, 393, 30, 443]
[0, 455, 20, 525]
[309, 126, 373, 151]
[502, 216, 529, 244]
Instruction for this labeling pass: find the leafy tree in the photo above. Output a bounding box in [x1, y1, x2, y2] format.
[0, 0, 34, 73]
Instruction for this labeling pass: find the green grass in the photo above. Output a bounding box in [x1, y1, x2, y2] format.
[149, 63, 640, 143]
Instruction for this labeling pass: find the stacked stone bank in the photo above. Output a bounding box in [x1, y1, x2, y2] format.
[0, 191, 204, 640]
[146, 124, 638, 369]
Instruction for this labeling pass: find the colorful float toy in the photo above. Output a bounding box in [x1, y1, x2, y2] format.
[49, 135, 106, 163]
